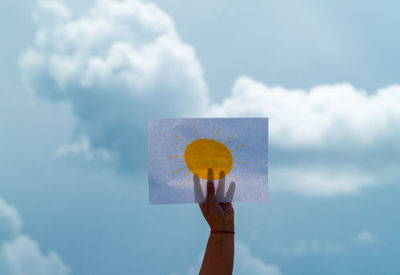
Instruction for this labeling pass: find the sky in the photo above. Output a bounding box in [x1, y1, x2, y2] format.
[1, 0, 400, 274]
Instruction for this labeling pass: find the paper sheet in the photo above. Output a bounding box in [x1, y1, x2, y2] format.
[147, 118, 268, 204]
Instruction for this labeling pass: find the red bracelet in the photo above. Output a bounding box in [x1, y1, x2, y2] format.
[210, 230, 235, 234]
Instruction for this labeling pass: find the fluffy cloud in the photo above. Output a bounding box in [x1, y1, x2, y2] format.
[56, 136, 113, 164]
[0, 198, 69, 275]
[0, 200, 22, 244]
[353, 230, 377, 243]
[272, 166, 377, 197]
[209, 77, 400, 196]
[21, 0, 400, 197]
[210, 77, 400, 147]
[20, 0, 208, 173]
[235, 241, 282, 275]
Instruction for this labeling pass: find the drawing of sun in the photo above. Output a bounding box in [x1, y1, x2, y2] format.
[168, 127, 245, 187]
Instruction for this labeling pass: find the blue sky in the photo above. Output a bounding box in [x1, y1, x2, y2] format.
[1, 0, 400, 274]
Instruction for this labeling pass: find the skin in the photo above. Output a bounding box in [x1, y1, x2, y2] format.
[197, 169, 235, 275]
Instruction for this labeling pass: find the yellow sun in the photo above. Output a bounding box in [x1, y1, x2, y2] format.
[168, 127, 245, 187]
[185, 139, 232, 180]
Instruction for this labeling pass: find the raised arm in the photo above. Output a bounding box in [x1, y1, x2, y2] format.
[198, 169, 235, 275]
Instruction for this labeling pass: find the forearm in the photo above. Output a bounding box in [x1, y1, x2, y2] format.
[199, 233, 234, 275]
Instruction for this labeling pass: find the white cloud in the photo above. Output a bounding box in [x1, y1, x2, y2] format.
[56, 136, 114, 165]
[20, 0, 400, 197]
[0, 200, 22, 244]
[33, 0, 71, 27]
[0, 198, 69, 275]
[273, 239, 344, 255]
[210, 76, 400, 147]
[353, 230, 377, 243]
[0, 236, 69, 275]
[209, 76, 400, 196]
[272, 166, 378, 197]
[235, 241, 282, 275]
[20, 0, 208, 173]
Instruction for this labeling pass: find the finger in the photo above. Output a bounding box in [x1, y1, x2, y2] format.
[206, 181, 215, 201]
[215, 170, 226, 201]
[207, 168, 214, 182]
[193, 174, 205, 203]
[224, 181, 236, 202]
[206, 177, 215, 202]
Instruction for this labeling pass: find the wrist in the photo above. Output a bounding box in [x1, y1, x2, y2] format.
[210, 221, 235, 232]
[210, 230, 235, 234]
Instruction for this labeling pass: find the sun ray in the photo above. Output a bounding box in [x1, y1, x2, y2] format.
[174, 134, 188, 145]
[230, 144, 245, 152]
[168, 155, 184, 158]
[193, 126, 200, 138]
[225, 134, 235, 145]
[212, 128, 220, 139]
[183, 171, 191, 176]
[228, 173, 238, 182]
[178, 178, 192, 187]
[201, 179, 205, 188]
[232, 155, 237, 159]
[179, 148, 185, 150]
[179, 160, 185, 163]
[170, 166, 187, 175]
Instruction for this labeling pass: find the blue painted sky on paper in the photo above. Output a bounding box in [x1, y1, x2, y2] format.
[1, 0, 400, 274]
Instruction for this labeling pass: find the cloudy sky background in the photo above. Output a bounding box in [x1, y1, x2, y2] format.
[1, 0, 400, 274]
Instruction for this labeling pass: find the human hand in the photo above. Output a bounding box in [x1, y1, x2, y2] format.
[195, 169, 235, 232]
